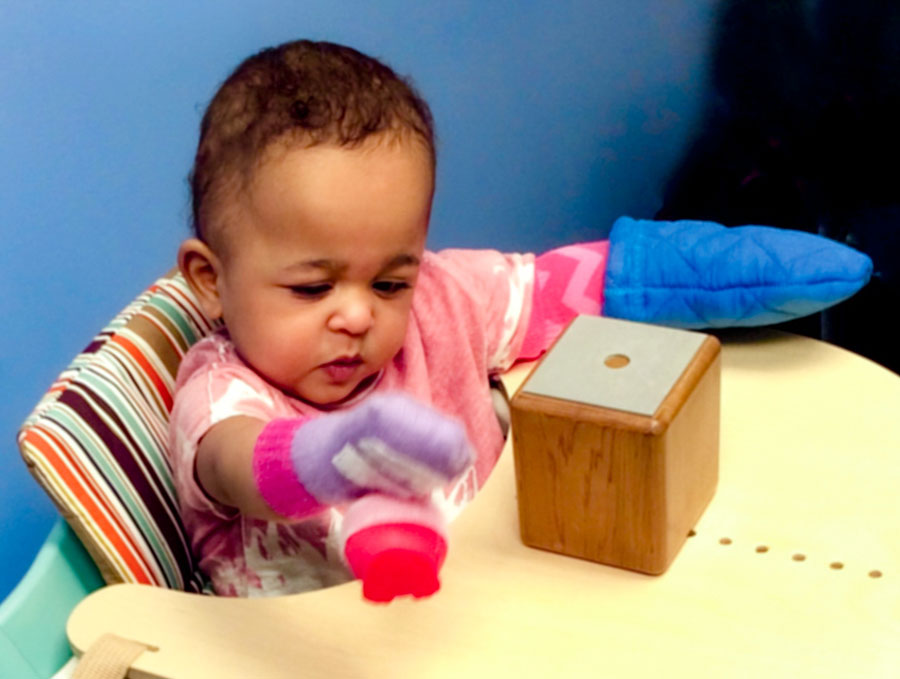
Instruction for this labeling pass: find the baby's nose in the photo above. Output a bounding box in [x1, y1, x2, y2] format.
[329, 292, 375, 335]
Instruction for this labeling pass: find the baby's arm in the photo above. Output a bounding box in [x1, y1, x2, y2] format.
[195, 415, 280, 520]
[197, 393, 473, 521]
[518, 217, 873, 359]
[196, 393, 474, 602]
[195, 413, 363, 521]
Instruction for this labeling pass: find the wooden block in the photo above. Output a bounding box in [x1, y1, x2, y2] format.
[510, 315, 720, 574]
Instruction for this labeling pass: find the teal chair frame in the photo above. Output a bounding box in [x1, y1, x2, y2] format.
[0, 519, 103, 679]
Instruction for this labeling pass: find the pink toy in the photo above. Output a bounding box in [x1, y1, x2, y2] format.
[252, 393, 471, 602]
[341, 495, 448, 602]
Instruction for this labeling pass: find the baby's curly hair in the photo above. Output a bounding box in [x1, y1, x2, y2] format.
[190, 40, 435, 249]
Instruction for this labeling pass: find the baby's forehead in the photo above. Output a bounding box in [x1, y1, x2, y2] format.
[210, 134, 433, 253]
[242, 134, 435, 204]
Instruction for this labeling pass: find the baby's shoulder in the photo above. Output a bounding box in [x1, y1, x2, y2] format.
[175, 330, 245, 390]
[417, 248, 532, 309]
[171, 331, 301, 425]
[419, 248, 515, 290]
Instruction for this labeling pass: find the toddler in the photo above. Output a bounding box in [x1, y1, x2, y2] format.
[169, 39, 870, 602]
[170, 39, 572, 601]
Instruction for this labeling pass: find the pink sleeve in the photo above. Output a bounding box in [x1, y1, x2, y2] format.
[518, 240, 609, 361]
[168, 354, 291, 518]
[425, 249, 535, 372]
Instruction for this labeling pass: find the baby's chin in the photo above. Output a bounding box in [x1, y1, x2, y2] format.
[293, 371, 381, 409]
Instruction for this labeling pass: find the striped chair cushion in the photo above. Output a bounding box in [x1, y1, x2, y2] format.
[18, 272, 219, 592]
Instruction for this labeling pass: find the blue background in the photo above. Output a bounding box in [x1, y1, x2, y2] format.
[0, 0, 718, 597]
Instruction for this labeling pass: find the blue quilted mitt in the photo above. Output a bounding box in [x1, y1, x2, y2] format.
[603, 217, 873, 328]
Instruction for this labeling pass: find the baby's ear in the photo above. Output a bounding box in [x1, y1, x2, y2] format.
[178, 238, 224, 320]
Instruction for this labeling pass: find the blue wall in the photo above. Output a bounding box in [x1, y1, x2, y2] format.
[0, 0, 719, 596]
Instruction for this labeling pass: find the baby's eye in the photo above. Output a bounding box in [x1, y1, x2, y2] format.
[290, 283, 332, 298]
[372, 280, 411, 296]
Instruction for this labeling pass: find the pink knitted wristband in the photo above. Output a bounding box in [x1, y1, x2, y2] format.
[252, 418, 326, 519]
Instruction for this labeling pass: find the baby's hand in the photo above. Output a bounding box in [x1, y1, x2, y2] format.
[294, 393, 474, 503]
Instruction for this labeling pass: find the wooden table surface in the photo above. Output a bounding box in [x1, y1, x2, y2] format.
[67, 329, 899, 678]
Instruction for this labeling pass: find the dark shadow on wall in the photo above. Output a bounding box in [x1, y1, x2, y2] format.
[656, 0, 900, 373]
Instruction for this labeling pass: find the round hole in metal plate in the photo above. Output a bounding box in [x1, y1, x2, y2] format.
[604, 353, 630, 369]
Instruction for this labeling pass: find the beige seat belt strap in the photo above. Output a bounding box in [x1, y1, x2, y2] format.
[72, 633, 156, 679]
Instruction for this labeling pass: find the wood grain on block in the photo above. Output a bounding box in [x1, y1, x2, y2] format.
[511, 316, 720, 574]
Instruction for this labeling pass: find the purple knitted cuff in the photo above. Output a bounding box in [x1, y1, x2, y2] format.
[252, 418, 326, 519]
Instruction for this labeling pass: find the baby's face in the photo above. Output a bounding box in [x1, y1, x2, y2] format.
[214, 138, 432, 405]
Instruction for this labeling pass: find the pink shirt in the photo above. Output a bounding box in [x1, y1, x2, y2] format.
[168, 249, 534, 596]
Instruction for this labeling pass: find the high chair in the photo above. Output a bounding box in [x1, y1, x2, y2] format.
[5, 271, 219, 677]
[5, 269, 511, 677]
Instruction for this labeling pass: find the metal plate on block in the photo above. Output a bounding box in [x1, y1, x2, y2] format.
[520, 315, 706, 416]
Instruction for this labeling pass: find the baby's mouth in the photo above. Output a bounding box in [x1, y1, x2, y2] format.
[321, 355, 363, 382]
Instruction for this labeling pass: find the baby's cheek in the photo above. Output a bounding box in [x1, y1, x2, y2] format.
[249, 332, 317, 382]
[380, 307, 413, 355]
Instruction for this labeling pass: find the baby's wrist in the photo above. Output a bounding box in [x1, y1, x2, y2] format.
[252, 418, 327, 519]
